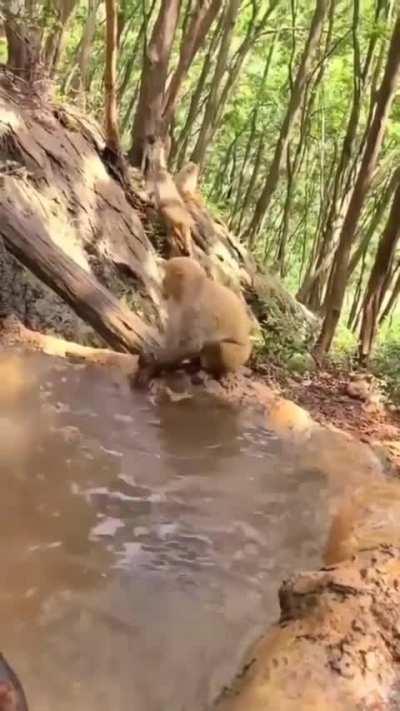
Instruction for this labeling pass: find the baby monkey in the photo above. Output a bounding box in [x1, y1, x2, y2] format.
[134, 257, 252, 385]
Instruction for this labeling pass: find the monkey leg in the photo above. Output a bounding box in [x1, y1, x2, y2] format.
[171, 223, 193, 257]
[132, 347, 201, 388]
[200, 341, 251, 376]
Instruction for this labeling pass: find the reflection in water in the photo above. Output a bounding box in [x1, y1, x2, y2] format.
[0, 352, 331, 710]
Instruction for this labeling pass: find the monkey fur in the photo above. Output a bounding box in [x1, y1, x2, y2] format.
[175, 162, 204, 207]
[134, 257, 252, 385]
[145, 141, 194, 257]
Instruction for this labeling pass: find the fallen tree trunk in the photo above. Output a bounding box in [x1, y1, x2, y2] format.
[0, 197, 158, 353]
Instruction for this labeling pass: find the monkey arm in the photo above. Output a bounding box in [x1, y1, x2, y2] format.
[149, 337, 201, 370]
[133, 341, 201, 388]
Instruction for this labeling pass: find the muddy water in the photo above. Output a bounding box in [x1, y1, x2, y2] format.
[0, 353, 331, 711]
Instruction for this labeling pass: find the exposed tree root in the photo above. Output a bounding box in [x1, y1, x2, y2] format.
[0, 315, 138, 372]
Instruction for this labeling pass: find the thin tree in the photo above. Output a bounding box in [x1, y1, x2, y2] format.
[161, 0, 221, 138]
[2, 0, 42, 81]
[63, 0, 100, 105]
[245, 0, 332, 246]
[128, 0, 182, 167]
[298, 0, 388, 310]
[190, 0, 242, 167]
[358, 179, 400, 362]
[315, 11, 400, 355]
[379, 261, 400, 326]
[43, 0, 77, 76]
[173, 11, 224, 168]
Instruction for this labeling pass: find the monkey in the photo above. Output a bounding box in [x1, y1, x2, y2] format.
[145, 140, 194, 257]
[134, 257, 253, 385]
[175, 162, 204, 207]
[345, 373, 373, 401]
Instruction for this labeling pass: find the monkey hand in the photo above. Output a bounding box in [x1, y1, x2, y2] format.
[131, 352, 159, 389]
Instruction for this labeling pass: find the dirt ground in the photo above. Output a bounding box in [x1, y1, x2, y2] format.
[269, 367, 400, 474]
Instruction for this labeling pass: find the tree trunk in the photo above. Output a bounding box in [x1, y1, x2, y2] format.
[347, 247, 366, 331]
[347, 167, 400, 278]
[231, 37, 277, 231]
[128, 0, 182, 168]
[118, 0, 156, 103]
[64, 0, 100, 106]
[161, 0, 221, 137]
[379, 260, 400, 326]
[4, 3, 42, 82]
[298, 0, 363, 309]
[104, 0, 121, 155]
[190, 0, 242, 168]
[358, 179, 400, 362]
[316, 11, 400, 356]
[173, 11, 223, 168]
[237, 135, 265, 235]
[43, 0, 77, 76]
[245, 0, 331, 246]
[0, 200, 158, 354]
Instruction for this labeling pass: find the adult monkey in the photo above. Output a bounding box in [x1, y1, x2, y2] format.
[134, 258, 253, 385]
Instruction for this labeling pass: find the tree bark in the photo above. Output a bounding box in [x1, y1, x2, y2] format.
[379, 260, 400, 326]
[3, 2, 42, 82]
[128, 0, 182, 168]
[298, 0, 363, 309]
[358, 178, 400, 362]
[104, 0, 121, 155]
[347, 167, 400, 278]
[207, 0, 280, 157]
[316, 11, 400, 355]
[245, 0, 331, 246]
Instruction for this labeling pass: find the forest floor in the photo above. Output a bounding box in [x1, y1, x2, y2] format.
[266, 366, 400, 474]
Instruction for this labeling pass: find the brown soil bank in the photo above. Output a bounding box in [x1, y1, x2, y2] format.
[279, 369, 400, 474]
[216, 544, 400, 711]
[216, 477, 400, 711]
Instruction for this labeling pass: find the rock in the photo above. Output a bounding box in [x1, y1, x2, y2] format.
[215, 545, 400, 711]
[265, 398, 314, 439]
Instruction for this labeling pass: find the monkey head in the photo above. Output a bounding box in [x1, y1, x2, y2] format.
[162, 257, 206, 302]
